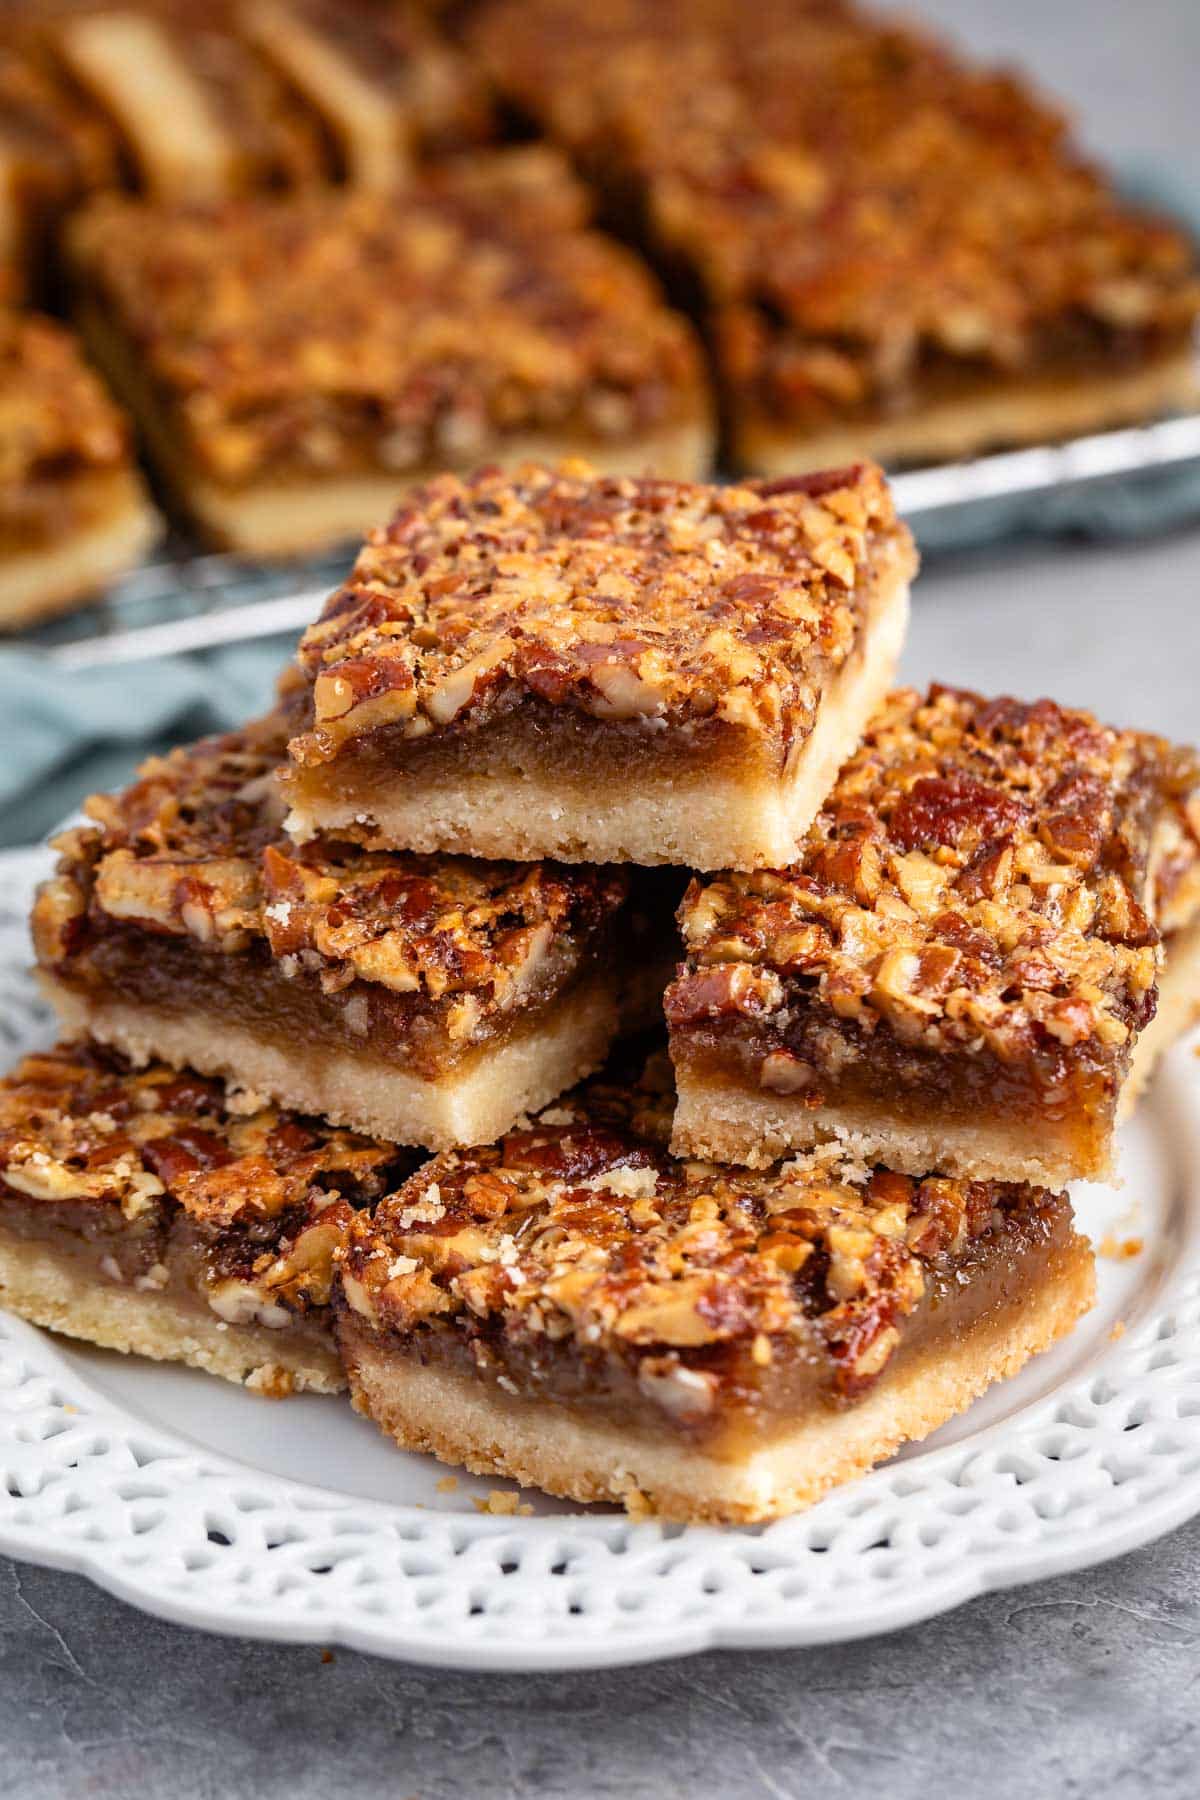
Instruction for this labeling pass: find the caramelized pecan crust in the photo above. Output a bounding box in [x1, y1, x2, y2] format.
[289, 457, 912, 762]
[0, 1043, 416, 1319]
[670, 687, 1200, 1079]
[338, 1050, 1056, 1408]
[69, 149, 706, 484]
[33, 709, 630, 1045]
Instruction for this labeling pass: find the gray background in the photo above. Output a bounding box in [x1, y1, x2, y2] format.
[3, 1, 1200, 1793]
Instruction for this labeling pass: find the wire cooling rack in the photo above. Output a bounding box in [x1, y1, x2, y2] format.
[24, 411, 1200, 670]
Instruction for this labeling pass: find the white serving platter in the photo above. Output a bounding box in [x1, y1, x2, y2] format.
[1, 844, 1198, 1670]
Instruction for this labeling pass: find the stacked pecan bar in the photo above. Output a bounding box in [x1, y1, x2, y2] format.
[32, 705, 668, 1150]
[9, 459, 1200, 1523]
[667, 687, 1200, 1184]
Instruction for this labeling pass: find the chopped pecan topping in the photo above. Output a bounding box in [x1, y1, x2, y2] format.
[0, 1043, 415, 1320]
[69, 149, 705, 485]
[670, 686, 1200, 1068]
[474, 0, 1199, 430]
[339, 1053, 1049, 1402]
[289, 458, 912, 759]
[32, 709, 629, 1033]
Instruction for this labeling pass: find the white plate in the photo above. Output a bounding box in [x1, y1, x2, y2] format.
[1, 844, 1199, 1670]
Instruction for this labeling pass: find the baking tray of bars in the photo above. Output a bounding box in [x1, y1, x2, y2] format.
[26, 410, 1200, 670]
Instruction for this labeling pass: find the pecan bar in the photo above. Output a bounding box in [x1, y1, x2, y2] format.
[474, 0, 1200, 470]
[0, 309, 159, 628]
[67, 149, 711, 556]
[335, 1052, 1094, 1524]
[283, 459, 915, 869]
[0, 1043, 418, 1395]
[43, 5, 325, 202]
[243, 0, 493, 188]
[668, 687, 1200, 1184]
[33, 708, 667, 1150]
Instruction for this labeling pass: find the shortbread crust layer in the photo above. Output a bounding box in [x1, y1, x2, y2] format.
[43, 967, 620, 1153]
[336, 1053, 1092, 1522]
[669, 686, 1200, 1180]
[286, 460, 916, 869]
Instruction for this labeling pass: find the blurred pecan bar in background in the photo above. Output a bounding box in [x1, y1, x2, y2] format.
[0, 309, 158, 628]
[0, 1043, 419, 1394]
[668, 687, 1200, 1184]
[33, 709, 664, 1149]
[283, 459, 915, 868]
[68, 149, 711, 555]
[474, 0, 1200, 471]
[40, 3, 327, 201]
[336, 1052, 1094, 1523]
[243, 0, 493, 188]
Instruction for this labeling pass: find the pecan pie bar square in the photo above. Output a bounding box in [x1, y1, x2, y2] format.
[34, 708, 671, 1151]
[67, 150, 712, 557]
[0, 1043, 419, 1395]
[474, 0, 1200, 471]
[282, 459, 915, 869]
[0, 310, 159, 629]
[667, 687, 1200, 1184]
[335, 1053, 1094, 1524]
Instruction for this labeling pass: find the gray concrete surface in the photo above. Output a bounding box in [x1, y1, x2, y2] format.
[2, 2, 1198, 1794]
[2, 1515, 1198, 1800]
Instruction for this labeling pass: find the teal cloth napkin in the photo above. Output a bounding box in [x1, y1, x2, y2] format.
[0, 640, 288, 848]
